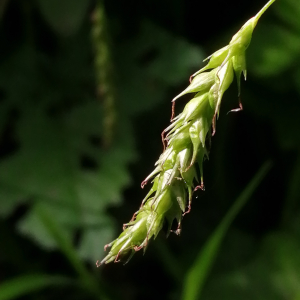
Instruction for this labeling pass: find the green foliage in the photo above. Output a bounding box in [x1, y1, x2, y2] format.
[0, 274, 73, 300]
[249, 24, 300, 77]
[182, 161, 272, 300]
[0, 24, 134, 262]
[36, 0, 91, 36]
[117, 21, 205, 115]
[1, 0, 300, 299]
[0, 0, 204, 271]
[201, 229, 300, 300]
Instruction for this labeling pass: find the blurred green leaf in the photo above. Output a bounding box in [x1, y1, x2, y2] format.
[36, 205, 89, 280]
[35, 205, 110, 300]
[182, 161, 272, 300]
[117, 21, 205, 115]
[0, 274, 73, 300]
[12, 119, 132, 260]
[17, 202, 75, 249]
[249, 23, 300, 77]
[2, 2, 300, 300]
[0, 184, 28, 217]
[202, 231, 300, 300]
[0, 46, 41, 108]
[35, 0, 91, 36]
[139, 22, 204, 85]
[78, 224, 115, 262]
[0, 111, 78, 201]
[274, 0, 300, 32]
[0, 88, 135, 262]
[201, 268, 282, 300]
[263, 233, 300, 297]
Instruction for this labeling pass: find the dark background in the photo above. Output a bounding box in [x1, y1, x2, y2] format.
[1, 0, 300, 299]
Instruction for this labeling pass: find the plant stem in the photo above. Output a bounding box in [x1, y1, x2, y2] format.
[182, 161, 272, 300]
[92, 0, 116, 148]
[255, 0, 277, 21]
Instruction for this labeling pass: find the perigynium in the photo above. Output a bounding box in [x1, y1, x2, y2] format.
[97, 0, 277, 266]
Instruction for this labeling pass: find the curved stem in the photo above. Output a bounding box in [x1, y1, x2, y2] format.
[255, 0, 277, 21]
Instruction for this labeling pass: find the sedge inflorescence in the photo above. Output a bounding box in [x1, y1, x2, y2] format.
[97, 0, 275, 266]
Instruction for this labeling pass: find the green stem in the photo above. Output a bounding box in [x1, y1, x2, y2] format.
[92, 0, 116, 148]
[255, 0, 277, 21]
[37, 206, 110, 300]
[182, 161, 272, 300]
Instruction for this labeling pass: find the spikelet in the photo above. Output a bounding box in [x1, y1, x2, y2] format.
[98, 0, 276, 266]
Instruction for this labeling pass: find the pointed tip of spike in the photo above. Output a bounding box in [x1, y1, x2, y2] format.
[141, 180, 147, 189]
[191, 66, 208, 78]
[96, 260, 102, 267]
[203, 54, 212, 62]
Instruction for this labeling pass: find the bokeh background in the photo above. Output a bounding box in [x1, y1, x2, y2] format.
[1, 0, 300, 299]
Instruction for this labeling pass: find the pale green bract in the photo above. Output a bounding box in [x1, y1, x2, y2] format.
[98, 0, 276, 266]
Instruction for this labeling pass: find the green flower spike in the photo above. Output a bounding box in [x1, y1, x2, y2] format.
[97, 0, 276, 266]
[190, 0, 277, 134]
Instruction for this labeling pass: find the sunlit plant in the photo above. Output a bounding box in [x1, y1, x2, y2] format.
[98, 0, 277, 266]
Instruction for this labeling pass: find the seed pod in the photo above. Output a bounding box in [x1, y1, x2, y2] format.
[173, 68, 217, 102]
[176, 147, 197, 201]
[229, 17, 256, 54]
[155, 147, 173, 167]
[141, 165, 162, 188]
[167, 92, 210, 137]
[161, 149, 177, 170]
[141, 176, 159, 205]
[155, 167, 179, 198]
[182, 92, 209, 123]
[171, 181, 187, 213]
[215, 60, 234, 117]
[199, 118, 209, 148]
[181, 164, 197, 203]
[208, 83, 219, 111]
[151, 186, 183, 236]
[100, 210, 149, 264]
[192, 46, 229, 78]
[189, 119, 203, 166]
[170, 93, 206, 128]
[168, 126, 192, 153]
